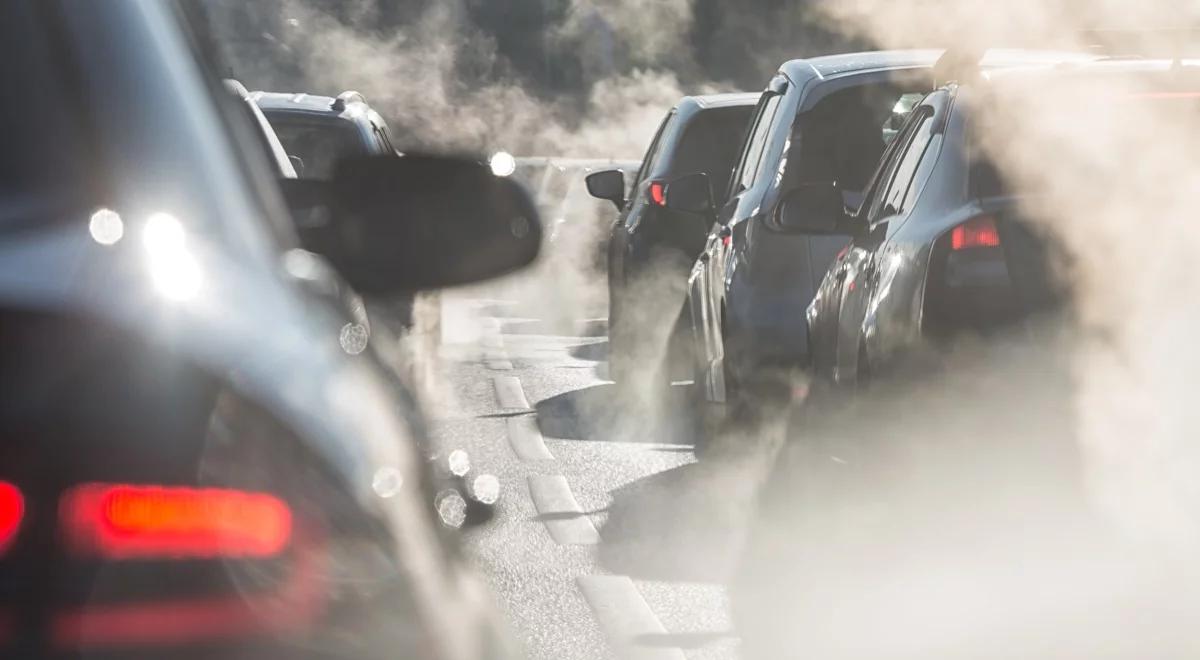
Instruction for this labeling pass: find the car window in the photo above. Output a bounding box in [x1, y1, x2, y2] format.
[881, 107, 936, 214]
[634, 112, 674, 189]
[0, 1, 88, 226]
[668, 106, 756, 204]
[861, 106, 926, 220]
[733, 93, 782, 195]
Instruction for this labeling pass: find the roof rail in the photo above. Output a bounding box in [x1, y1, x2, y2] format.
[331, 90, 367, 112]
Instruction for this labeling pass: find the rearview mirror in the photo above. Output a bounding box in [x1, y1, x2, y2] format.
[284, 154, 541, 295]
[773, 183, 848, 234]
[663, 172, 714, 216]
[585, 169, 626, 209]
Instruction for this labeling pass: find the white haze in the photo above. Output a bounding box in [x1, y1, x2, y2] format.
[732, 2, 1200, 659]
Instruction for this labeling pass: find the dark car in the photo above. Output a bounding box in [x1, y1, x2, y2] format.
[251, 90, 399, 178]
[0, 1, 537, 658]
[677, 52, 935, 410]
[678, 50, 1093, 412]
[803, 57, 1194, 391]
[251, 90, 425, 329]
[585, 93, 758, 386]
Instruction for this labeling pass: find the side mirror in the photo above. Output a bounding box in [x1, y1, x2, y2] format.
[288, 155, 305, 177]
[774, 183, 848, 234]
[585, 169, 626, 209]
[284, 154, 541, 295]
[662, 172, 714, 215]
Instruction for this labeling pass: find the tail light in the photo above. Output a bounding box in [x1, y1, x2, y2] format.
[0, 482, 22, 553]
[61, 484, 292, 559]
[648, 181, 666, 206]
[951, 214, 1000, 250]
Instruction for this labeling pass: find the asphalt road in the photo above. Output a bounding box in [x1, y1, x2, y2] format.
[423, 278, 782, 660]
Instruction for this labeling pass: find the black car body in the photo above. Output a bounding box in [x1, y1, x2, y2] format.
[684, 52, 937, 405]
[804, 57, 1194, 390]
[684, 50, 1095, 407]
[586, 93, 758, 384]
[0, 1, 535, 658]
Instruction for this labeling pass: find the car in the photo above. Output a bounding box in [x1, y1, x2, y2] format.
[585, 93, 759, 386]
[802, 54, 1195, 393]
[0, 1, 538, 658]
[674, 49, 1095, 415]
[250, 89, 423, 329]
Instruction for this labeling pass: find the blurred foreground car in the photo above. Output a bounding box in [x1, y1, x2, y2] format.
[0, 1, 538, 658]
[586, 93, 758, 386]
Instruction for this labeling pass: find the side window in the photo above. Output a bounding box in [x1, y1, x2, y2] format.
[862, 106, 926, 220]
[880, 107, 936, 214]
[734, 94, 782, 194]
[634, 113, 674, 189]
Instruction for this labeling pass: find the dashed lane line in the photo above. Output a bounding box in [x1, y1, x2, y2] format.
[577, 575, 687, 660]
[505, 415, 554, 461]
[491, 375, 531, 410]
[527, 475, 600, 545]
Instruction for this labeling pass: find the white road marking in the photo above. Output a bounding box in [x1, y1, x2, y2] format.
[505, 415, 554, 461]
[577, 575, 687, 660]
[527, 475, 600, 545]
[491, 375, 530, 409]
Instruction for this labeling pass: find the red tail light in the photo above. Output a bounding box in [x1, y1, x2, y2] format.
[61, 484, 292, 559]
[951, 215, 1001, 250]
[0, 482, 22, 553]
[648, 181, 666, 206]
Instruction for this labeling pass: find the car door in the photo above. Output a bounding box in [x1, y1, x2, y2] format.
[808, 104, 922, 382]
[692, 86, 784, 383]
[833, 99, 942, 384]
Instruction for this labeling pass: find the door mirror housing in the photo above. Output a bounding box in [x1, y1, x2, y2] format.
[774, 182, 849, 234]
[282, 154, 541, 295]
[585, 169, 626, 209]
[662, 172, 714, 215]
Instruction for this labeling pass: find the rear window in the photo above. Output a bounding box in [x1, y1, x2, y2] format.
[668, 106, 755, 203]
[0, 1, 88, 222]
[263, 114, 366, 180]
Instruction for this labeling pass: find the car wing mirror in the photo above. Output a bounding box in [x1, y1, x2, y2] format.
[285, 154, 541, 295]
[585, 169, 626, 209]
[288, 155, 305, 177]
[773, 182, 849, 234]
[662, 172, 715, 216]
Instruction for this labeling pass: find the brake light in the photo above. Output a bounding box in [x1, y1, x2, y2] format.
[951, 215, 1000, 250]
[648, 181, 666, 206]
[0, 482, 22, 553]
[61, 484, 292, 559]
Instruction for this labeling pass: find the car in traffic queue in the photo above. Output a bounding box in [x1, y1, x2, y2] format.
[802, 54, 1200, 392]
[669, 49, 1096, 419]
[585, 93, 759, 386]
[0, 1, 538, 658]
[250, 89, 426, 330]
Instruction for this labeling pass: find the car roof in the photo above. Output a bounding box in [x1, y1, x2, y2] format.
[683, 92, 762, 109]
[249, 90, 373, 121]
[780, 48, 1099, 83]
